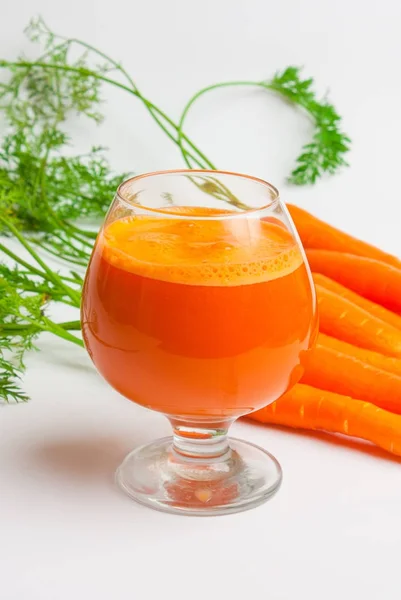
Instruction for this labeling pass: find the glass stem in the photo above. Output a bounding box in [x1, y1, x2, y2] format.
[169, 418, 234, 460]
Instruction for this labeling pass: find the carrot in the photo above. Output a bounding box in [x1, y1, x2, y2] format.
[315, 283, 401, 357]
[319, 333, 401, 377]
[248, 383, 401, 457]
[313, 273, 401, 331]
[302, 342, 401, 413]
[287, 203, 401, 269]
[306, 250, 401, 314]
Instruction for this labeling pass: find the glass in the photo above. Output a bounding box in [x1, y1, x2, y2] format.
[81, 169, 317, 516]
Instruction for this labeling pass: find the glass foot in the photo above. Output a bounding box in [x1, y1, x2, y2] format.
[116, 436, 282, 516]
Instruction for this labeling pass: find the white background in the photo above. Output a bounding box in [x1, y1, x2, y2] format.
[1, 1, 401, 599]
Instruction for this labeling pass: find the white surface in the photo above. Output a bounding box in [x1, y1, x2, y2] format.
[1, 1, 401, 599]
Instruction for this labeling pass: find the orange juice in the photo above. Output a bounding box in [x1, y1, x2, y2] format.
[81, 209, 316, 418]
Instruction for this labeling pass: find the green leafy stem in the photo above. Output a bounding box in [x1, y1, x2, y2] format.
[0, 60, 350, 184]
[177, 71, 350, 184]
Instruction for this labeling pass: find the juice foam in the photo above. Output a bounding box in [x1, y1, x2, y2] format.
[101, 209, 302, 286]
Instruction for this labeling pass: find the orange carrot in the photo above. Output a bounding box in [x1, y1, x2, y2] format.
[306, 250, 401, 314]
[302, 342, 401, 413]
[315, 283, 401, 357]
[313, 273, 401, 330]
[249, 383, 401, 457]
[287, 204, 401, 269]
[319, 333, 401, 377]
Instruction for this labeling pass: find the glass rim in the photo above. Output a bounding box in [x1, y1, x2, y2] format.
[116, 169, 280, 219]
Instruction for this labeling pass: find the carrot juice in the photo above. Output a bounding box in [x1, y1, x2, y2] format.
[81, 208, 316, 419]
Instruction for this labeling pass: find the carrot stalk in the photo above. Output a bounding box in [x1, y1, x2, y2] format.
[319, 333, 401, 377]
[315, 283, 401, 357]
[302, 343, 401, 413]
[287, 204, 401, 269]
[306, 250, 401, 314]
[249, 383, 401, 457]
[313, 273, 401, 330]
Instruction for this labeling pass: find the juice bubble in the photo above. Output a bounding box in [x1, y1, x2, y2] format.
[102, 210, 303, 286]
